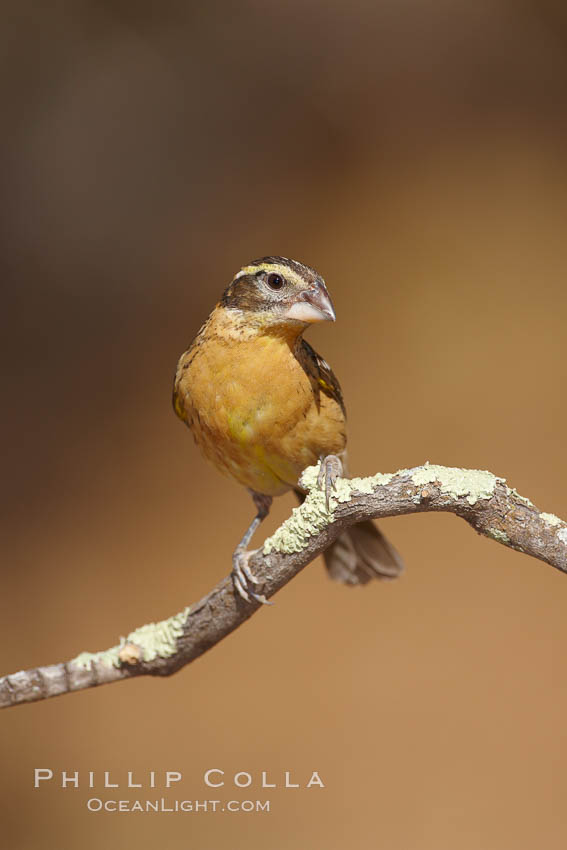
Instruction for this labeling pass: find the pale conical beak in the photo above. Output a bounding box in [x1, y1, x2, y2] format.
[283, 283, 336, 323]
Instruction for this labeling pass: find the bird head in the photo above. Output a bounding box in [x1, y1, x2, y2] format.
[220, 256, 336, 328]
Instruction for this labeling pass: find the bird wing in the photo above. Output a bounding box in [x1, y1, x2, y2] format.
[172, 346, 195, 425]
[298, 339, 346, 418]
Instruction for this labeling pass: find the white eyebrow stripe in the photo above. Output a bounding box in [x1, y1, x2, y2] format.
[232, 261, 307, 282]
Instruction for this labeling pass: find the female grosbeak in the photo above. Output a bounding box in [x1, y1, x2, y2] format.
[173, 257, 402, 603]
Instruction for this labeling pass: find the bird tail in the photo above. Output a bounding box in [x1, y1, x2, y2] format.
[293, 491, 404, 585]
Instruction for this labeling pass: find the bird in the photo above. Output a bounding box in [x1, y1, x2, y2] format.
[173, 256, 403, 603]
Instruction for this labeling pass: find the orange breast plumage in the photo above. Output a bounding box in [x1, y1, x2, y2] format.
[173, 306, 346, 496]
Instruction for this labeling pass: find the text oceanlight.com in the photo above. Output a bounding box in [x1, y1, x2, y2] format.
[86, 799, 270, 813]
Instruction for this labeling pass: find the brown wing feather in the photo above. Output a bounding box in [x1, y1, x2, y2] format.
[298, 339, 346, 418]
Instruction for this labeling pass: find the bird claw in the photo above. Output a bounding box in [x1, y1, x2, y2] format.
[232, 550, 273, 605]
[317, 455, 343, 510]
[242, 560, 261, 585]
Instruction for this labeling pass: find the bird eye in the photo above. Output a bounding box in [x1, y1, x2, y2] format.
[267, 273, 284, 290]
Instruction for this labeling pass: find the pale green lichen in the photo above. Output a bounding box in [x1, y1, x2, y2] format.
[262, 494, 329, 555]
[540, 512, 562, 527]
[411, 463, 501, 506]
[558, 528, 567, 545]
[72, 606, 191, 670]
[73, 647, 122, 669]
[330, 471, 394, 503]
[263, 463, 393, 555]
[263, 464, 332, 555]
[487, 527, 510, 544]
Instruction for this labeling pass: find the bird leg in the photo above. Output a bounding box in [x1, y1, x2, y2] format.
[232, 492, 273, 605]
[318, 454, 343, 510]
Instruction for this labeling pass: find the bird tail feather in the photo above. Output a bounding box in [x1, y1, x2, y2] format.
[323, 519, 404, 585]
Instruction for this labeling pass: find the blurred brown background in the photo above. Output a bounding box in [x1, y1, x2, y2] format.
[2, 1, 567, 847]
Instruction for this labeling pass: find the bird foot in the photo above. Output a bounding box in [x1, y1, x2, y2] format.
[317, 455, 343, 510]
[232, 550, 272, 605]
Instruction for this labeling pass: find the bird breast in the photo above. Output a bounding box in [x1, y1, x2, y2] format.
[175, 309, 345, 495]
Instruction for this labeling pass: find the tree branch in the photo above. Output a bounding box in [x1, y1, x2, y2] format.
[2, 463, 566, 709]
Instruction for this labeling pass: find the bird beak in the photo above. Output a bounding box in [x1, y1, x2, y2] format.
[283, 282, 336, 323]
